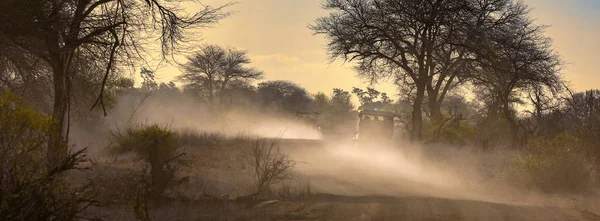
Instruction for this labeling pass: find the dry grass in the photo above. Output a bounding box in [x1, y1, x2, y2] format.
[79, 128, 311, 220]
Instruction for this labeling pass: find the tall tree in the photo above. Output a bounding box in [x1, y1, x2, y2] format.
[564, 90, 600, 156]
[314, 88, 355, 134]
[311, 0, 485, 141]
[220, 80, 258, 109]
[352, 87, 391, 111]
[470, 3, 562, 145]
[179, 44, 263, 105]
[331, 88, 354, 114]
[313, 92, 331, 114]
[0, 0, 232, 168]
[257, 80, 312, 113]
[311, 0, 549, 141]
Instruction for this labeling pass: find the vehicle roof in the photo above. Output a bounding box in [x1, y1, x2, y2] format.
[359, 109, 395, 117]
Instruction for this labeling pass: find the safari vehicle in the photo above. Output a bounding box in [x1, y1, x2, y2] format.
[352, 109, 395, 146]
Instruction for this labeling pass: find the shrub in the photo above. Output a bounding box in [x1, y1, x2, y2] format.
[0, 92, 96, 221]
[248, 139, 295, 196]
[427, 115, 477, 146]
[439, 122, 477, 146]
[109, 124, 188, 196]
[511, 133, 592, 194]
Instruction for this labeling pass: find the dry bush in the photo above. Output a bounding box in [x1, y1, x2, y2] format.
[248, 139, 296, 197]
[178, 128, 255, 148]
[108, 124, 189, 196]
[178, 128, 226, 147]
[0, 92, 98, 221]
[510, 133, 593, 194]
[121, 165, 155, 221]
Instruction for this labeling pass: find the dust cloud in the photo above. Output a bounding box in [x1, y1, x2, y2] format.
[71, 93, 598, 212]
[288, 142, 482, 200]
[285, 141, 599, 210]
[106, 93, 324, 140]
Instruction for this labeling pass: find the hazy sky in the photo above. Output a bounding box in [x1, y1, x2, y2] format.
[154, 0, 599, 98]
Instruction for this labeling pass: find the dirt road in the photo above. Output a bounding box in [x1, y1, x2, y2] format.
[163, 138, 600, 220]
[253, 194, 600, 221]
[267, 139, 600, 221]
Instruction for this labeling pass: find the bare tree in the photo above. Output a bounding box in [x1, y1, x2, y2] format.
[249, 139, 295, 195]
[0, 0, 232, 168]
[179, 44, 263, 105]
[311, 0, 522, 141]
[469, 3, 562, 146]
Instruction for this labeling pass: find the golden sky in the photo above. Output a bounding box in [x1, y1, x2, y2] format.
[154, 0, 599, 98]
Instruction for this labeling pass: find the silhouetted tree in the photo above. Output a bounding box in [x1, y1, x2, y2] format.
[563, 90, 600, 158]
[352, 87, 392, 111]
[469, 3, 562, 146]
[220, 80, 258, 109]
[179, 44, 263, 105]
[310, 89, 355, 136]
[311, 0, 524, 141]
[140, 68, 159, 93]
[0, 0, 231, 167]
[312, 92, 330, 114]
[257, 80, 312, 113]
[331, 88, 354, 114]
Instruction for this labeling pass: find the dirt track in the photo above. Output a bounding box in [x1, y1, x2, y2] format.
[268, 139, 600, 221]
[254, 194, 600, 221]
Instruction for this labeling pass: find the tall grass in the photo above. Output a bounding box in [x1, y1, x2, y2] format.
[178, 127, 256, 148]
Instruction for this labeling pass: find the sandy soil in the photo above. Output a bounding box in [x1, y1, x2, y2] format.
[265, 139, 600, 221]
[252, 194, 600, 221]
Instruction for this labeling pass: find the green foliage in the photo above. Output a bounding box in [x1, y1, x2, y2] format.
[0, 92, 94, 221]
[109, 124, 188, 195]
[436, 121, 477, 146]
[511, 133, 592, 194]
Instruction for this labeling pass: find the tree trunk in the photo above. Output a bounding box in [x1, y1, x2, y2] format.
[427, 90, 443, 124]
[47, 60, 69, 170]
[411, 83, 426, 142]
[501, 98, 519, 147]
[426, 74, 457, 125]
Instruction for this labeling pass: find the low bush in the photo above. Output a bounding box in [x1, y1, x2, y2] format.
[510, 133, 593, 194]
[0, 92, 96, 221]
[247, 139, 295, 198]
[109, 124, 189, 196]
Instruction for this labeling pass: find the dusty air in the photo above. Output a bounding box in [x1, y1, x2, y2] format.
[1, 0, 599, 220]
